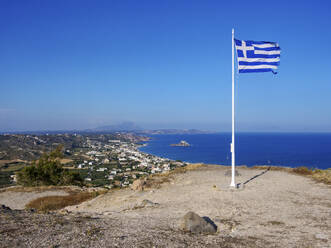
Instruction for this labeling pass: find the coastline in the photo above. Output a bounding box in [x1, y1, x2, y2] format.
[138, 133, 331, 169]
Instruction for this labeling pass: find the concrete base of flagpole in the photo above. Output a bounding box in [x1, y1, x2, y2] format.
[213, 183, 245, 191]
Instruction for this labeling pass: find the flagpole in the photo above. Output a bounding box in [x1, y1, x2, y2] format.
[230, 28, 236, 187]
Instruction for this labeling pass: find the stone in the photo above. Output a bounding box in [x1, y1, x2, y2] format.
[130, 199, 159, 210]
[58, 209, 70, 215]
[130, 179, 146, 191]
[179, 212, 217, 234]
[0, 204, 11, 211]
[315, 233, 328, 240]
[237, 183, 245, 190]
[141, 199, 159, 207]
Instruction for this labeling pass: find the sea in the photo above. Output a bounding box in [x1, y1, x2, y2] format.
[138, 133, 331, 170]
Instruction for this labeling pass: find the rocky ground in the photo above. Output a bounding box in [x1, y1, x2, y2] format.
[1, 165, 331, 247]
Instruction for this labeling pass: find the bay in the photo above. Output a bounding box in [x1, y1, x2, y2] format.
[139, 133, 331, 169]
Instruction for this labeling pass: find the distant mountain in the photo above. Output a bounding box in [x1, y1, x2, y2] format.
[92, 122, 142, 132]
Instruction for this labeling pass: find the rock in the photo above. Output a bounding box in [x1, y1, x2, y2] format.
[58, 209, 70, 215]
[130, 199, 159, 210]
[237, 183, 245, 190]
[130, 179, 146, 191]
[315, 233, 328, 240]
[141, 199, 159, 207]
[179, 212, 217, 234]
[224, 170, 241, 177]
[0, 204, 11, 211]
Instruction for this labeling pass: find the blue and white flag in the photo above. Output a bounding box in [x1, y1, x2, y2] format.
[234, 39, 281, 74]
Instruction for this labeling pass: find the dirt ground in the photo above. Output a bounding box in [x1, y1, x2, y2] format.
[0, 190, 69, 209]
[1, 165, 330, 247]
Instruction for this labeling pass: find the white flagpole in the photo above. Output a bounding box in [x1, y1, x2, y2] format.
[230, 28, 236, 187]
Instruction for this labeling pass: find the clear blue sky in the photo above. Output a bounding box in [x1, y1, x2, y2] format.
[1, 0, 331, 132]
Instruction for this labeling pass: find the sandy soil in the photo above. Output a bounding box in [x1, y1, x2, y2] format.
[66, 165, 331, 247]
[1, 165, 330, 247]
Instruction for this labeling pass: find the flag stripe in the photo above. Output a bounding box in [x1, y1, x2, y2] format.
[239, 65, 278, 69]
[239, 68, 274, 73]
[239, 61, 279, 66]
[254, 50, 281, 55]
[237, 51, 280, 58]
[253, 43, 279, 48]
[238, 57, 280, 62]
[253, 46, 280, 51]
[248, 53, 280, 58]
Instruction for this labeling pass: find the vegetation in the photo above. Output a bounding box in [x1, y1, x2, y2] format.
[16, 145, 83, 186]
[253, 165, 331, 185]
[292, 167, 331, 184]
[144, 163, 205, 189]
[0, 161, 26, 188]
[0, 171, 13, 188]
[292, 166, 313, 175]
[25, 190, 107, 212]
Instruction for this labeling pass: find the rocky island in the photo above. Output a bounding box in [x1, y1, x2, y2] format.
[170, 140, 191, 147]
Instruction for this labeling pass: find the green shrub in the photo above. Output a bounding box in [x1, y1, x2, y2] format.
[16, 145, 82, 186]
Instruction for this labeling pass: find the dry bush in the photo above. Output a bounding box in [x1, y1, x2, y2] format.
[311, 169, 331, 185]
[291, 167, 331, 185]
[25, 190, 107, 212]
[292, 166, 313, 175]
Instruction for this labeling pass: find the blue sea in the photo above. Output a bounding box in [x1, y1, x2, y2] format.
[139, 133, 331, 169]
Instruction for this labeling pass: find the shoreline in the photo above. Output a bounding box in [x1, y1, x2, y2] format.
[137, 134, 331, 170]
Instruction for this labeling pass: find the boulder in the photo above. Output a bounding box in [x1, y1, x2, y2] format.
[179, 211, 217, 234]
[130, 178, 146, 191]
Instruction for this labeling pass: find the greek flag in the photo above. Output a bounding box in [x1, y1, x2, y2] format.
[234, 39, 281, 74]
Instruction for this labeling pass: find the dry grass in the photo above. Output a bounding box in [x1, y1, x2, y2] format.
[311, 169, 331, 184]
[166, 163, 206, 175]
[248, 165, 331, 185]
[25, 190, 108, 212]
[252, 165, 291, 172]
[144, 163, 206, 189]
[60, 158, 73, 164]
[292, 166, 313, 175]
[0, 185, 81, 194]
[0, 159, 27, 165]
[148, 163, 206, 180]
[291, 167, 331, 185]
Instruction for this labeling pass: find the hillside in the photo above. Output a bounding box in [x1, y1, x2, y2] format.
[1, 165, 330, 247]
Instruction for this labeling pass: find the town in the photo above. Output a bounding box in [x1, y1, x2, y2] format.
[72, 136, 186, 188]
[0, 133, 186, 188]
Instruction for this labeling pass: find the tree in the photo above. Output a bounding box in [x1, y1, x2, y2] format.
[16, 145, 82, 186]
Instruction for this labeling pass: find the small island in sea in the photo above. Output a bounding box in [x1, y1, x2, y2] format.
[170, 140, 191, 147]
